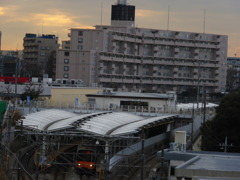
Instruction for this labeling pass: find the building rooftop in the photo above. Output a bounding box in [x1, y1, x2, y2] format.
[163, 150, 240, 179]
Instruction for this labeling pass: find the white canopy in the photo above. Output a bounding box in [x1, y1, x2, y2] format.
[20, 110, 177, 136]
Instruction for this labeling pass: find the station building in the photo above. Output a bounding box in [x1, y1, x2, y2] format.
[5, 109, 192, 179]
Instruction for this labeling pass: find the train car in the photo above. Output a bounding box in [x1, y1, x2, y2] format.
[75, 149, 96, 175]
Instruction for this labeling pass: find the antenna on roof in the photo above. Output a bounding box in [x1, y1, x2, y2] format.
[101, 0, 103, 25]
[203, 9, 206, 33]
[167, 5, 170, 30]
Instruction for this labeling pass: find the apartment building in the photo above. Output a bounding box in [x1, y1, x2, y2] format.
[56, 0, 228, 93]
[23, 33, 59, 75]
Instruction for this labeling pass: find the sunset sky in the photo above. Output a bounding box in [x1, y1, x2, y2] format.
[0, 0, 240, 56]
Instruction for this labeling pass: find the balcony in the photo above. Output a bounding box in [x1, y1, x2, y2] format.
[142, 79, 153, 84]
[154, 46, 159, 52]
[174, 48, 180, 53]
[153, 66, 158, 71]
[193, 69, 199, 74]
[100, 55, 112, 61]
[99, 77, 112, 82]
[123, 79, 134, 83]
[133, 79, 141, 83]
[112, 78, 123, 83]
[124, 57, 134, 63]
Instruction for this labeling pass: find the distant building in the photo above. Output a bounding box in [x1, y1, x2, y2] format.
[227, 57, 240, 90]
[0, 54, 17, 77]
[56, 0, 228, 93]
[23, 33, 59, 76]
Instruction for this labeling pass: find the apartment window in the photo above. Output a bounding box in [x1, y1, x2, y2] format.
[78, 38, 83, 43]
[78, 45, 83, 50]
[40, 52, 46, 56]
[64, 51, 69, 56]
[64, 66, 69, 71]
[79, 31, 83, 36]
[63, 73, 69, 78]
[64, 59, 69, 64]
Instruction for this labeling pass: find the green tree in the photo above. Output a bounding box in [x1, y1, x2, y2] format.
[201, 91, 240, 152]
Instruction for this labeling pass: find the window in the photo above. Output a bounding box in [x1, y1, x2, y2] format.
[78, 31, 83, 36]
[64, 66, 69, 71]
[40, 52, 46, 56]
[63, 73, 69, 78]
[64, 59, 69, 64]
[78, 38, 83, 43]
[78, 45, 83, 50]
[64, 51, 69, 56]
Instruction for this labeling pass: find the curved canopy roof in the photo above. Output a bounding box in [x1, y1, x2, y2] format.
[20, 109, 177, 137]
[21, 109, 77, 131]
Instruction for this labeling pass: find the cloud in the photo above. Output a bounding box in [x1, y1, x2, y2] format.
[0, 6, 16, 16]
[136, 9, 164, 18]
[33, 13, 75, 27]
[0, 7, 5, 16]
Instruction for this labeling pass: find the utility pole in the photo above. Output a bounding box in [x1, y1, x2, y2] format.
[203, 85, 207, 123]
[197, 62, 201, 109]
[219, 137, 233, 153]
[191, 103, 194, 150]
[141, 128, 145, 180]
[14, 53, 19, 110]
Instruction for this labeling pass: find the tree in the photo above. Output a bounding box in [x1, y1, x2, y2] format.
[20, 83, 43, 102]
[21, 61, 43, 78]
[45, 50, 56, 79]
[201, 91, 240, 152]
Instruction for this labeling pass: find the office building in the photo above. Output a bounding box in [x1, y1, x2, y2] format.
[56, 0, 228, 93]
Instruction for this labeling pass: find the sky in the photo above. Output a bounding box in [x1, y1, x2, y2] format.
[0, 0, 240, 56]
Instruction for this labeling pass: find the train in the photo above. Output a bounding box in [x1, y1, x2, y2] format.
[75, 149, 97, 175]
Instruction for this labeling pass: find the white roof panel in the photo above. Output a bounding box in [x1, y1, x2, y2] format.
[78, 112, 144, 136]
[21, 109, 77, 131]
[110, 115, 177, 136]
[47, 112, 108, 132]
[21, 110, 177, 137]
